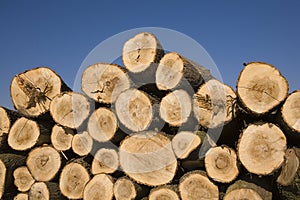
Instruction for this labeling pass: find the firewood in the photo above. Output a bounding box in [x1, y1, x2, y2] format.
[83, 174, 114, 200]
[14, 193, 28, 200]
[123, 32, 164, 83]
[10, 67, 69, 117]
[0, 107, 19, 150]
[26, 146, 61, 182]
[159, 89, 192, 127]
[8, 117, 50, 151]
[81, 63, 131, 104]
[178, 170, 218, 200]
[224, 180, 272, 200]
[71, 131, 93, 156]
[156, 52, 211, 91]
[171, 131, 201, 159]
[13, 166, 35, 192]
[59, 159, 90, 199]
[204, 146, 239, 183]
[91, 148, 119, 175]
[49, 92, 90, 129]
[237, 122, 286, 175]
[119, 131, 177, 186]
[148, 185, 180, 200]
[237, 62, 289, 115]
[29, 182, 65, 200]
[87, 107, 118, 142]
[0, 154, 26, 199]
[193, 79, 236, 128]
[51, 124, 74, 151]
[115, 89, 153, 132]
[113, 176, 145, 200]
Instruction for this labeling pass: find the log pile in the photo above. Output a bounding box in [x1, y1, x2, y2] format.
[0, 32, 299, 200]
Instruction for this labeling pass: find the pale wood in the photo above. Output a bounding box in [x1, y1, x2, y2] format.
[172, 131, 201, 159]
[71, 131, 93, 156]
[83, 174, 114, 200]
[8, 117, 41, 151]
[205, 146, 239, 183]
[81, 63, 131, 103]
[277, 148, 299, 186]
[119, 131, 177, 186]
[49, 92, 90, 129]
[10, 67, 68, 117]
[156, 52, 211, 91]
[0, 154, 26, 199]
[159, 89, 192, 127]
[88, 107, 118, 142]
[51, 124, 73, 151]
[193, 79, 236, 128]
[26, 146, 61, 182]
[29, 182, 64, 200]
[0, 107, 19, 147]
[59, 161, 90, 199]
[14, 193, 28, 200]
[114, 177, 139, 200]
[179, 170, 218, 200]
[13, 166, 35, 192]
[91, 148, 119, 175]
[115, 89, 153, 132]
[237, 123, 286, 175]
[281, 90, 300, 132]
[123, 32, 163, 73]
[237, 62, 289, 115]
[225, 180, 271, 200]
[149, 185, 180, 200]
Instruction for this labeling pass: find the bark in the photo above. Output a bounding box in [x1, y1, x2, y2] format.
[236, 62, 289, 115]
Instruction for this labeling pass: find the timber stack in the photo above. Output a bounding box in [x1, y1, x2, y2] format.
[0, 32, 299, 200]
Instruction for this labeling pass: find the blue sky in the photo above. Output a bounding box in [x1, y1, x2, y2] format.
[0, 0, 299, 109]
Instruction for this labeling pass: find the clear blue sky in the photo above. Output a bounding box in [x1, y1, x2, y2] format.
[0, 0, 299, 109]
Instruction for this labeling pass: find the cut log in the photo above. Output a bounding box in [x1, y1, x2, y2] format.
[14, 193, 28, 200]
[51, 124, 74, 151]
[91, 148, 119, 175]
[122, 32, 164, 83]
[87, 107, 118, 142]
[172, 131, 201, 159]
[13, 166, 35, 192]
[26, 146, 61, 182]
[115, 89, 153, 132]
[224, 180, 272, 200]
[0, 107, 19, 149]
[59, 160, 90, 199]
[280, 91, 300, 143]
[277, 148, 299, 186]
[149, 185, 180, 200]
[159, 89, 192, 127]
[0, 154, 26, 199]
[237, 62, 289, 115]
[81, 63, 131, 104]
[237, 123, 286, 175]
[193, 79, 236, 128]
[119, 131, 177, 186]
[83, 174, 114, 200]
[71, 131, 93, 156]
[155, 52, 211, 91]
[10, 67, 69, 117]
[8, 117, 50, 151]
[204, 146, 239, 183]
[114, 176, 144, 200]
[29, 182, 65, 200]
[178, 170, 218, 200]
[49, 92, 90, 129]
